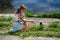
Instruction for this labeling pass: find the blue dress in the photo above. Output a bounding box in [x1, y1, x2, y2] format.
[9, 13, 25, 32]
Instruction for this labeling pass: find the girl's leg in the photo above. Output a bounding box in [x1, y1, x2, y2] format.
[22, 22, 30, 30]
[9, 22, 24, 32]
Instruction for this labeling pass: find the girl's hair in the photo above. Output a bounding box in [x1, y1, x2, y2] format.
[16, 5, 27, 14]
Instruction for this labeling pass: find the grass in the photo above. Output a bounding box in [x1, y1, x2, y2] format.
[44, 22, 60, 32]
[0, 22, 13, 30]
[0, 22, 60, 37]
[0, 16, 13, 22]
[44, 28, 60, 32]
[0, 16, 13, 30]
[0, 15, 60, 37]
[25, 12, 60, 18]
[8, 30, 60, 37]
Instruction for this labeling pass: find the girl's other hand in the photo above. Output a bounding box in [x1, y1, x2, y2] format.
[31, 20, 34, 23]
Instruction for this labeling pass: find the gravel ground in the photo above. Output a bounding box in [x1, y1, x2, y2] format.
[0, 35, 58, 40]
[27, 18, 60, 26]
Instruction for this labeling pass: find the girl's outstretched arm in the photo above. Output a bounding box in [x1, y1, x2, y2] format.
[24, 19, 34, 22]
[18, 14, 34, 22]
[18, 16, 34, 22]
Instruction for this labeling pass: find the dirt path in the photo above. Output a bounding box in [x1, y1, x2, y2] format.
[27, 18, 60, 26]
[0, 35, 58, 40]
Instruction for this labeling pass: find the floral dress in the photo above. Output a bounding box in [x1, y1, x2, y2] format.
[9, 13, 25, 32]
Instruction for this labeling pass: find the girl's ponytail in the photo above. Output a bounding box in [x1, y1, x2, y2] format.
[16, 5, 27, 14]
[16, 8, 20, 14]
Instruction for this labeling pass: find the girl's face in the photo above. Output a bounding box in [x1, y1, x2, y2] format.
[20, 9, 26, 13]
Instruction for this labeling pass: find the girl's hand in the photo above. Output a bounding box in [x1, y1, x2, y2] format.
[31, 20, 34, 23]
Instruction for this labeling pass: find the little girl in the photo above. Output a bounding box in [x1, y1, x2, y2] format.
[10, 5, 34, 32]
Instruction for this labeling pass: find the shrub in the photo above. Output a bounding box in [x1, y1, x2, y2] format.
[52, 12, 60, 18]
[9, 31, 60, 37]
[28, 24, 45, 31]
[25, 12, 34, 17]
[0, 16, 13, 22]
[0, 22, 13, 30]
[25, 12, 60, 18]
[45, 28, 60, 32]
[28, 25, 40, 31]
[48, 22, 60, 28]
[44, 22, 60, 32]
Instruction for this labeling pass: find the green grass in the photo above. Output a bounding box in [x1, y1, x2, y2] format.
[44, 22, 60, 32]
[8, 30, 60, 37]
[25, 12, 60, 18]
[0, 22, 13, 30]
[9, 22, 60, 37]
[0, 16, 60, 37]
[0, 16, 13, 22]
[0, 16, 13, 30]
[48, 22, 60, 28]
[7, 23, 60, 37]
[44, 28, 60, 32]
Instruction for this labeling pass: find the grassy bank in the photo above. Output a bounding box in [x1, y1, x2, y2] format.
[0, 21, 60, 37]
[8, 22, 60, 37]
[0, 16, 13, 22]
[25, 12, 60, 18]
[0, 14, 60, 37]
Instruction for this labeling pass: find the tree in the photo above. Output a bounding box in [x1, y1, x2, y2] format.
[0, 0, 13, 13]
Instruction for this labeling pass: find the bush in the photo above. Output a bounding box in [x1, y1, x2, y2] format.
[0, 22, 13, 30]
[25, 12, 60, 18]
[45, 28, 60, 32]
[52, 12, 60, 18]
[44, 22, 60, 32]
[28, 24, 41, 31]
[48, 22, 60, 28]
[0, 16, 13, 22]
[9, 31, 60, 37]
[25, 12, 34, 17]
[0, 20, 60, 37]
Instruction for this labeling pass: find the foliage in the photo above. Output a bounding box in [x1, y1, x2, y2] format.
[0, 16, 60, 37]
[44, 22, 60, 32]
[0, 22, 13, 30]
[8, 22, 60, 37]
[25, 12, 60, 18]
[25, 12, 35, 17]
[0, 16, 13, 22]
[8, 30, 60, 37]
[48, 22, 60, 28]
[0, 0, 13, 13]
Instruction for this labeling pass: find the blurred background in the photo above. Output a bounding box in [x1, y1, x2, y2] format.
[0, 0, 60, 38]
[0, 0, 60, 13]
